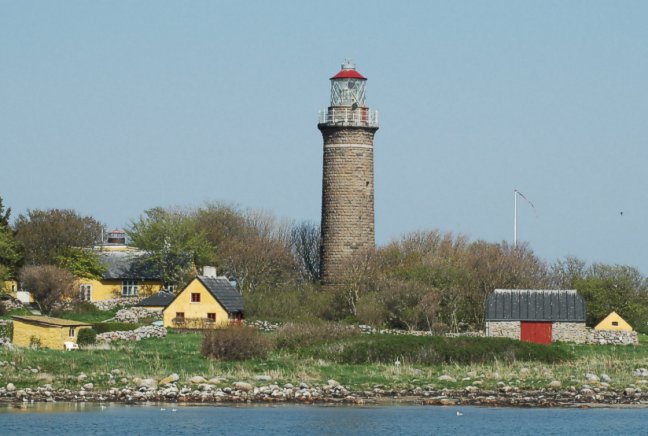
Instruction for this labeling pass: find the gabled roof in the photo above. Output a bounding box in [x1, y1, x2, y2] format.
[137, 290, 175, 307]
[165, 276, 244, 315]
[594, 311, 633, 331]
[96, 250, 162, 280]
[485, 289, 586, 322]
[197, 276, 244, 314]
[12, 315, 92, 327]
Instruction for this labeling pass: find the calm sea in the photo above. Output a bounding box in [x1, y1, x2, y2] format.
[2, 403, 648, 435]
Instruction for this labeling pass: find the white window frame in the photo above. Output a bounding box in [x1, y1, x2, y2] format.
[122, 280, 139, 297]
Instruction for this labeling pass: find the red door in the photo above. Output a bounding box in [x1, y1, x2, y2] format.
[520, 322, 552, 344]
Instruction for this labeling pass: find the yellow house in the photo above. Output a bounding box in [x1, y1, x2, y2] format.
[163, 276, 244, 329]
[77, 249, 165, 302]
[12, 315, 92, 350]
[595, 311, 633, 331]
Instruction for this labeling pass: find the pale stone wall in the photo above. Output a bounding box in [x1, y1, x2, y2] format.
[552, 322, 589, 343]
[485, 321, 520, 339]
[589, 329, 638, 345]
[318, 125, 378, 284]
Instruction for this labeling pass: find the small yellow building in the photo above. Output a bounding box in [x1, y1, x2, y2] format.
[2, 279, 33, 303]
[595, 311, 633, 331]
[163, 276, 244, 329]
[12, 316, 92, 350]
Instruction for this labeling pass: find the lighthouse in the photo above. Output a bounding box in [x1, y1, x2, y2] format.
[318, 60, 379, 284]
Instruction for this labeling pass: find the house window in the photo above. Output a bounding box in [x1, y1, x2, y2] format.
[612, 321, 619, 326]
[69, 327, 76, 337]
[191, 293, 200, 303]
[122, 280, 139, 296]
[79, 284, 92, 301]
[174, 312, 185, 325]
[207, 313, 216, 323]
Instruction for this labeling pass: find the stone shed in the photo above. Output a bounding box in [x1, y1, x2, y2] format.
[485, 289, 588, 344]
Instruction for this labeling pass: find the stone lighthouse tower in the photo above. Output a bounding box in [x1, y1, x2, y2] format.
[318, 61, 379, 284]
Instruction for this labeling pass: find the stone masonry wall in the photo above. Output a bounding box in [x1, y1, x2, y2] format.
[485, 321, 520, 339]
[552, 322, 590, 343]
[318, 125, 378, 284]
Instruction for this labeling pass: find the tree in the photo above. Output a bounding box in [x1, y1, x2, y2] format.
[127, 207, 212, 287]
[56, 248, 106, 280]
[0, 196, 20, 280]
[0, 227, 20, 280]
[19, 265, 76, 314]
[574, 263, 648, 327]
[193, 205, 297, 293]
[290, 221, 321, 282]
[14, 209, 104, 265]
[0, 196, 10, 227]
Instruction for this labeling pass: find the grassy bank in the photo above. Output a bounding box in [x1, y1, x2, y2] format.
[1, 330, 648, 393]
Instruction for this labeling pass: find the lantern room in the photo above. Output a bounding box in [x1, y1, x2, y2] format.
[319, 60, 378, 128]
[330, 60, 367, 107]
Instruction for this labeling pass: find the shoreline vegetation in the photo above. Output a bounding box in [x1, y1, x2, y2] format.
[2, 327, 648, 408]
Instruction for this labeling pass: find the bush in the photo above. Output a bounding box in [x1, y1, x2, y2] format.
[201, 326, 272, 361]
[77, 328, 97, 346]
[92, 322, 139, 334]
[305, 335, 572, 365]
[274, 322, 360, 351]
[29, 335, 41, 349]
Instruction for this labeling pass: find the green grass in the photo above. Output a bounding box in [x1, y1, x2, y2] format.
[55, 308, 119, 323]
[1, 330, 647, 392]
[0, 307, 33, 320]
[302, 335, 572, 365]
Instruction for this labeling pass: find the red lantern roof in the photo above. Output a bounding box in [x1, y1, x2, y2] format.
[330, 61, 367, 80]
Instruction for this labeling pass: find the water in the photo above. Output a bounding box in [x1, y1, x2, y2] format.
[2, 403, 648, 435]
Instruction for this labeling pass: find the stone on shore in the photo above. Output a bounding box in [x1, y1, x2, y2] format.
[189, 376, 207, 384]
[160, 373, 179, 385]
[139, 378, 158, 389]
[234, 382, 253, 392]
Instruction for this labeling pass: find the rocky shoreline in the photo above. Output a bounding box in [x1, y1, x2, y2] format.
[3, 380, 648, 408]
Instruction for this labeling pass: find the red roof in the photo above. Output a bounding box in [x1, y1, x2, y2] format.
[331, 68, 367, 80]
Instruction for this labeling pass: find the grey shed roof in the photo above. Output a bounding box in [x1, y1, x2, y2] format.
[485, 289, 586, 322]
[197, 276, 244, 314]
[96, 250, 162, 281]
[137, 291, 175, 307]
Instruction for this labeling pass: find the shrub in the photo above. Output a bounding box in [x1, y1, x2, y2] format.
[77, 328, 97, 346]
[201, 326, 272, 361]
[29, 335, 41, 349]
[305, 335, 572, 365]
[92, 322, 139, 334]
[273, 322, 360, 351]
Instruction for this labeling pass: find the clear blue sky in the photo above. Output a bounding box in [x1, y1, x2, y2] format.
[2, 1, 647, 271]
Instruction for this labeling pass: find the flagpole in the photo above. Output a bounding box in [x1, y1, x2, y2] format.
[513, 190, 517, 247]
